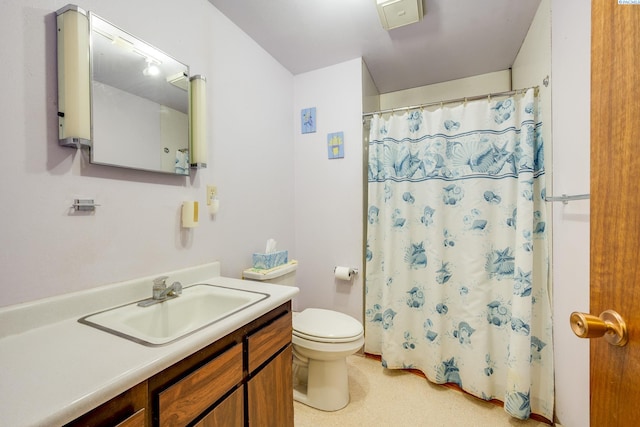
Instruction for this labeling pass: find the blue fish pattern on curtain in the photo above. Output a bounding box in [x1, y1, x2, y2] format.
[365, 88, 553, 421]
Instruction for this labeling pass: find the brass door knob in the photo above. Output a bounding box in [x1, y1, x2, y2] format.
[570, 310, 628, 346]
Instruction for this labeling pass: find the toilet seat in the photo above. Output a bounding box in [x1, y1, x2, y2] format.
[293, 308, 364, 343]
[293, 329, 363, 343]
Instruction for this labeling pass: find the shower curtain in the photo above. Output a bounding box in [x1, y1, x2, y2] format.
[365, 88, 553, 421]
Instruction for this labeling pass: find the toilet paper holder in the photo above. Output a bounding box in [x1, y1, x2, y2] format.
[334, 266, 359, 277]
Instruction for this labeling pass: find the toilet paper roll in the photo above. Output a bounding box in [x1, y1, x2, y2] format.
[182, 201, 199, 228]
[334, 266, 352, 281]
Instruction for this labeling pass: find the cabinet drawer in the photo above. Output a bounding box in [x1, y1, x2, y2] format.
[247, 312, 292, 373]
[158, 343, 243, 427]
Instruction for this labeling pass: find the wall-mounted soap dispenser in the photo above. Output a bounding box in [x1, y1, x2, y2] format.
[181, 201, 199, 228]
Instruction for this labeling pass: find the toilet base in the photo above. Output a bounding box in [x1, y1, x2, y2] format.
[293, 356, 349, 411]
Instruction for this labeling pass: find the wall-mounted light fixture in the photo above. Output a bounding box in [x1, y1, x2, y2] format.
[56, 4, 91, 148]
[189, 75, 207, 169]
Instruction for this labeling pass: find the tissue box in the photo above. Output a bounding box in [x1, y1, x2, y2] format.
[252, 251, 288, 269]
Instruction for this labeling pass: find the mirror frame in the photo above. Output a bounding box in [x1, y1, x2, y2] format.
[56, 4, 203, 176]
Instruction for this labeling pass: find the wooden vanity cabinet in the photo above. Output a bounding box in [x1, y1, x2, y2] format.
[63, 380, 148, 427]
[150, 301, 293, 427]
[66, 302, 293, 427]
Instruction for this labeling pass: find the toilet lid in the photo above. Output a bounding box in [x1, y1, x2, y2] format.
[293, 308, 363, 343]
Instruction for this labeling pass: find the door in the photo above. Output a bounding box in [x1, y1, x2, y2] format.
[590, 1, 640, 426]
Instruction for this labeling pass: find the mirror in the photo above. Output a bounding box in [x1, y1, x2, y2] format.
[89, 12, 191, 175]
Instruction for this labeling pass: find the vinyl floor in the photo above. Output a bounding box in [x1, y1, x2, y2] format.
[293, 354, 551, 427]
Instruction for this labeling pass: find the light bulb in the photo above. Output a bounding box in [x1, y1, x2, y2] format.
[143, 59, 160, 77]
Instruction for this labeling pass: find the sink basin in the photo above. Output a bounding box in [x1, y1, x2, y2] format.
[79, 284, 269, 346]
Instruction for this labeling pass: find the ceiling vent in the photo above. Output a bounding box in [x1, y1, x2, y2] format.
[376, 0, 424, 30]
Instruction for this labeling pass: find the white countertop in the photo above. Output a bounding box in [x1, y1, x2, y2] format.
[0, 262, 298, 427]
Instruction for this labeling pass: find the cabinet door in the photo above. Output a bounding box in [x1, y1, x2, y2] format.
[158, 343, 243, 427]
[194, 386, 244, 427]
[247, 345, 293, 427]
[115, 408, 145, 427]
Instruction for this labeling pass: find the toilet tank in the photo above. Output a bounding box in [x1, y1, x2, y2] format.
[242, 262, 297, 286]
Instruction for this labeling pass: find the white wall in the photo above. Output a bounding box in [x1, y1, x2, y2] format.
[379, 70, 511, 108]
[0, 0, 294, 308]
[362, 61, 380, 114]
[292, 58, 364, 322]
[512, 0, 552, 170]
[549, 1, 592, 426]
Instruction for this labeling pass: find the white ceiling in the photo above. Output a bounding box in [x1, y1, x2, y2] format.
[207, 0, 542, 94]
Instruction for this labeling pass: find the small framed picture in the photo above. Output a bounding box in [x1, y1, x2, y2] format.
[327, 131, 344, 159]
[301, 107, 316, 134]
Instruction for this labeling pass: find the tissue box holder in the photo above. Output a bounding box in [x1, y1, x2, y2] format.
[252, 251, 288, 269]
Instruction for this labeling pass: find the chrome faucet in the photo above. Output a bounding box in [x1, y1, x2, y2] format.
[159, 280, 183, 299]
[137, 276, 183, 307]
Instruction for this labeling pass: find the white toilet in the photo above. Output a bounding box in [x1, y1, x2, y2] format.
[242, 262, 364, 411]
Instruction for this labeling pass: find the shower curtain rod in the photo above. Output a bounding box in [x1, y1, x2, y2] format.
[362, 86, 539, 118]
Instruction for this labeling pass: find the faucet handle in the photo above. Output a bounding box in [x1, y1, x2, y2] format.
[153, 276, 169, 286]
[153, 276, 168, 299]
[172, 281, 183, 295]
